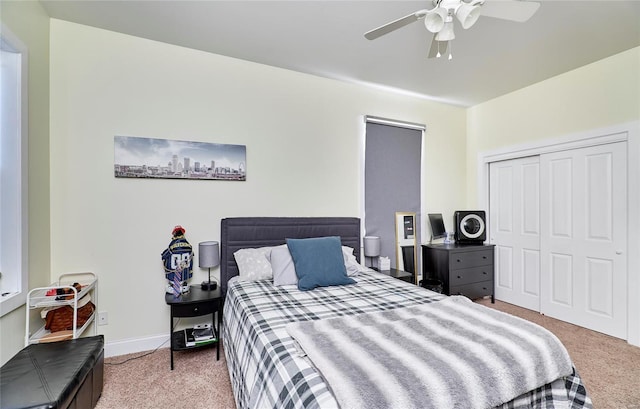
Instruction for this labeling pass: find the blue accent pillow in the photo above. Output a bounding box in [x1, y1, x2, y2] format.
[286, 236, 355, 291]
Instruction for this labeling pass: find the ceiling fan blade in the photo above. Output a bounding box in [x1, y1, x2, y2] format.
[364, 10, 427, 40]
[479, 0, 540, 22]
[427, 35, 447, 59]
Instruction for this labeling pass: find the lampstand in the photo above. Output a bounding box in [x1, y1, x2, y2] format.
[199, 241, 220, 290]
[363, 236, 381, 268]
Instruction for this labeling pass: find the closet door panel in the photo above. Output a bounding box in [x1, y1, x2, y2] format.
[489, 156, 540, 310]
[540, 142, 627, 339]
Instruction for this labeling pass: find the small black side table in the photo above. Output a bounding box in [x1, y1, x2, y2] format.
[165, 286, 221, 370]
[376, 268, 414, 284]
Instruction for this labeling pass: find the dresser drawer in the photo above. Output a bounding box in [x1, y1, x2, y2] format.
[449, 249, 493, 270]
[449, 265, 493, 286]
[450, 281, 493, 300]
[171, 300, 217, 318]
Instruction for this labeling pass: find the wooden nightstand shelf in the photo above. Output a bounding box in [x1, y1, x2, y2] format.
[165, 286, 221, 370]
[422, 243, 495, 303]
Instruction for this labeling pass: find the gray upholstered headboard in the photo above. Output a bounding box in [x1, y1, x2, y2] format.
[220, 217, 361, 295]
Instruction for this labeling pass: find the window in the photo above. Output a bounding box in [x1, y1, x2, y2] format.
[1, 25, 28, 317]
[364, 116, 423, 275]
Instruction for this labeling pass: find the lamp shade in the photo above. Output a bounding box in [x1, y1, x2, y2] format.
[199, 241, 220, 268]
[424, 7, 447, 33]
[363, 236, 381, 257]
[456, 2, 481, 29]
[435, 21, 455, 41]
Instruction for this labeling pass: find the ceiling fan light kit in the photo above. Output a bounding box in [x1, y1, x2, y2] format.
[435, 21, 455, 41]
[424, 7, 448, 33]
[364, 0, 540, 60]
[456, 1, 483, 29]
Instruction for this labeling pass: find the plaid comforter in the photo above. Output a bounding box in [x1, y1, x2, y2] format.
[222, 270, 591, 409]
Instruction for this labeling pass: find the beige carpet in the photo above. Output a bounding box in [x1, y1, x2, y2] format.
[97, 300, 640, 408]
[96, 346, 235, 409]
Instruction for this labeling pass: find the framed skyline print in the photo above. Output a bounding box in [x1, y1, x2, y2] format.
[114, 135, 246, 181]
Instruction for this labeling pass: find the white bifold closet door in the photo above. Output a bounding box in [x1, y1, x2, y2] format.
[540, 142, 627, 339]
[489, 142, 627, 339]
[490, 156, 541, 311]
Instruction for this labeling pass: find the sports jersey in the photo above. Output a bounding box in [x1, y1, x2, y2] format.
[161, 234, 194, 282]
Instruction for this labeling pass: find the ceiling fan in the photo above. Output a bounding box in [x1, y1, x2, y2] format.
[364, 0, 540, 59]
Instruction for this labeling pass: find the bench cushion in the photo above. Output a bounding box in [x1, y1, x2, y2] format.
[0, 335, 104, 409]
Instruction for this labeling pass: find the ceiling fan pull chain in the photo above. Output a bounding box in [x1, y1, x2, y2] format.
[436, 41, 442, 58]
[448, 41, 453, 60]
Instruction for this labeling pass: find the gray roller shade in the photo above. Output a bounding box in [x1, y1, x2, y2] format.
[364, 119, 422, 269]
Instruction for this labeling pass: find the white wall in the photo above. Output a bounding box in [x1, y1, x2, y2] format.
[466, 47, 640, 346]
[49, 20, 467, 355]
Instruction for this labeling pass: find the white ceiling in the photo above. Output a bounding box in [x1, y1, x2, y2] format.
[40, 0, 640, 107]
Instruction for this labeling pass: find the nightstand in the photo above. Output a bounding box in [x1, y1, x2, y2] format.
[376, 268, 414, 283]
[165, 286, 221, 370]
[422, 243, 495, 303]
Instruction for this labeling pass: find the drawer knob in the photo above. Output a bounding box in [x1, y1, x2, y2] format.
[483, 271, 487, 275]
[194, 307, 199, 312]
[482, 256, 487, 259]
[456, 259, 461, 263]
[457, 275, 461, 279]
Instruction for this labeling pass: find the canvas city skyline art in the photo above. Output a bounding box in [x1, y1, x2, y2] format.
[114, 135, 246, 181]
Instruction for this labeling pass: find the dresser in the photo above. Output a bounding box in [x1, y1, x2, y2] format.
[422, 243, 495, 303]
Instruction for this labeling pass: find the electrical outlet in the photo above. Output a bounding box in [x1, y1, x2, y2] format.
[97, 311, 108, 326]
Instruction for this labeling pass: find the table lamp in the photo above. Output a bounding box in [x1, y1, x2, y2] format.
[363, 236, 381, 268]
[199, 241, 219, 290]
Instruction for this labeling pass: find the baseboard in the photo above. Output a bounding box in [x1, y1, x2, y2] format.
[104, 333, 170, 358]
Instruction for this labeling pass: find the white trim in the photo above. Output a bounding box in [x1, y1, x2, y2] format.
[361, 116, 426, 278]
[104, 333, 170, 358]
[479, 127, 629, 164]
[359, 115, 367, 253]
[364, 115, 426, 131]
[0, 24, 29, 317]
[478, 121, 640, 347]
[626, 125, 640, 347]
[418, 127, 425, 281]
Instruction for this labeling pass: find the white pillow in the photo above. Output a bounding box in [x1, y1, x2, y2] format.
[233, 247, 273, 281]
[342, 246, 368, 277]
[270, 245, 298, 286]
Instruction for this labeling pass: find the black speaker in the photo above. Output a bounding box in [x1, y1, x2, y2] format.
[454, 210, 486, 243]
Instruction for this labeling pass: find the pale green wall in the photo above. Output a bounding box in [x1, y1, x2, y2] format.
[466, 47, 640, 205]
[0, 0, 50, 365]
[49, 19, 466, 350]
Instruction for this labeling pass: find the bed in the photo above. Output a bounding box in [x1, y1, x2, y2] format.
[221, 217, 591, 409]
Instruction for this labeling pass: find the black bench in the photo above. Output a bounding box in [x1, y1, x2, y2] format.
[0, 335, 104, 409]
